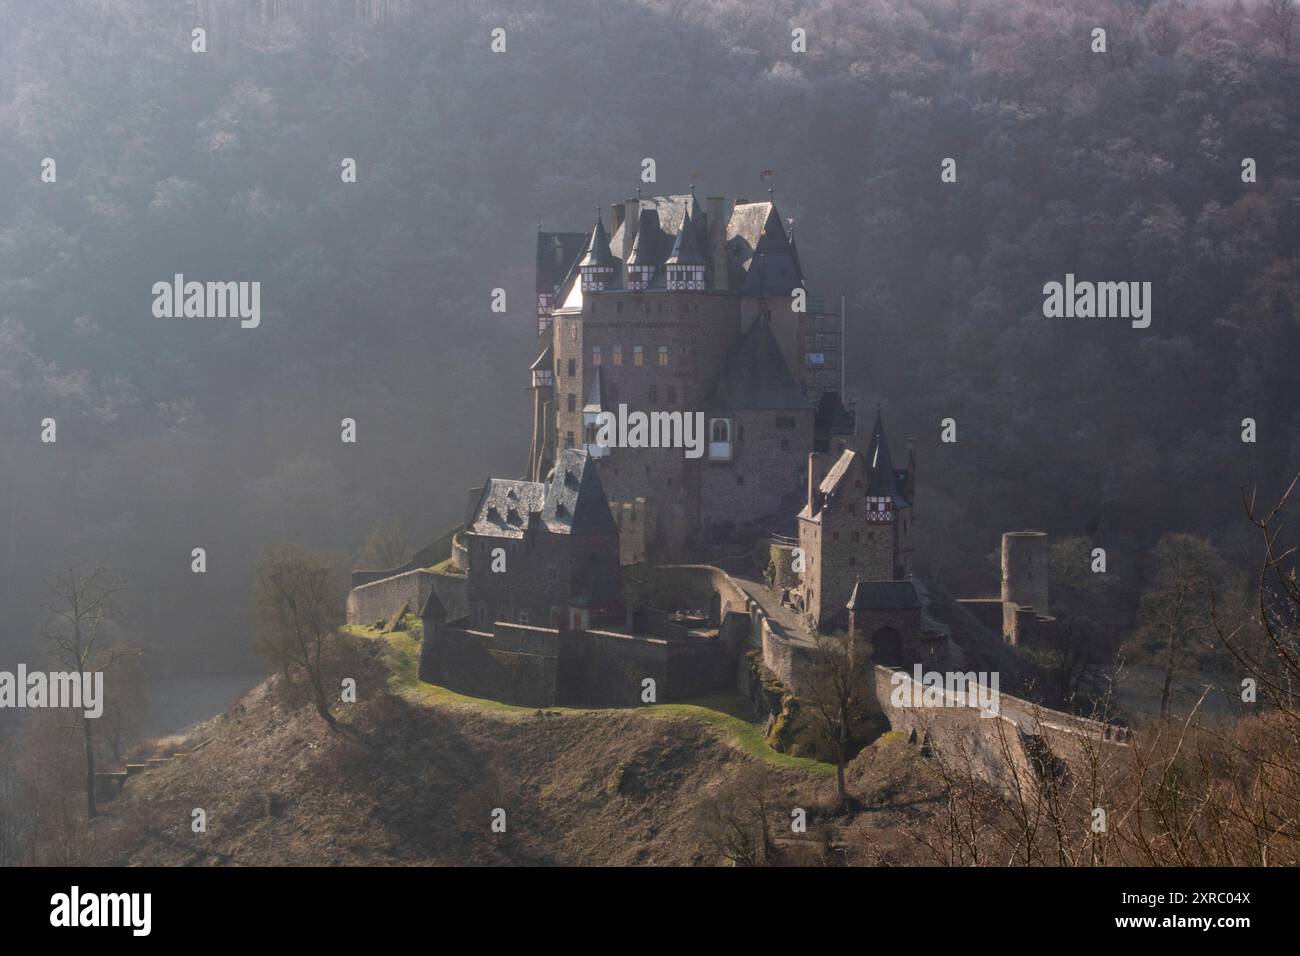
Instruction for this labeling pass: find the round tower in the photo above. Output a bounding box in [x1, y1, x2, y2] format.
[1001, 531, 1049, 614]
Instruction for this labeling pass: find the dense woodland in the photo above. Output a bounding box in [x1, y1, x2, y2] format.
[0, 0, 1297, 681]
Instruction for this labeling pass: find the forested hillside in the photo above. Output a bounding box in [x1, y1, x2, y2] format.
[1, 0, 1296, 674]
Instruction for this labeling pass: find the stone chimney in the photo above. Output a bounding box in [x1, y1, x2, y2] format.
[806, 452, 821, 516]
[707, 196, 728, 290]
[622, 198, 640, 285]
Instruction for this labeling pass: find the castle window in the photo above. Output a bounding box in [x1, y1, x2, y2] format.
[775, 415, 796, 429]
[736, 475, 744, 486]
[780, 439, 789, 451]
[709, 418, 733, 461]
[633, 345, 644, 366]
[476, 606, 486, 625]
[612, 345, 623, 366]
[616, 301, 623, 314]
[547, 567, 559, 583]
[832, 532, 839, 541]
[567, 358, 576, 377]
[518, 610, 529, 624]
[648, 384, 658, 403]
[567, 394, 576, 413]
[848, 504, 856, 515]
[849, 556, 857, 566]
[565, 431, 574, 449]
[667, 385, 678, 404]
[851, 531, 860, 543]
[657, 346, 669, 366]
[592, 345, 602, 366]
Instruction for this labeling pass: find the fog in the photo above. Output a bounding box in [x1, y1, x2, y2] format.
[1, 0, 1297, 685]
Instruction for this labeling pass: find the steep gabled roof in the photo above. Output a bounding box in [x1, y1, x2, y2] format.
[577, 213, 614, 269]
[665, 206, 706, 265]
[815, 391, 856, 436]
[712, 312, 812, 412]
[543, 448, 618, 535]
[537, 231, 588, 294]
[726, 200, 804, 295]
[819, 448, 861, 495]
[420, 588, 447, 620]
[626, 207, 665, 266]
[866, 410, 906, 502]
[469, 478, 547, 539]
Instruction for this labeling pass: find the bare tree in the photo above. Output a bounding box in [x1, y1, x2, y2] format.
[253, 544, 346, 731]
[693, 763, 775, 866]
[42, 564, 138, 819]
[801, 629, 875, 805]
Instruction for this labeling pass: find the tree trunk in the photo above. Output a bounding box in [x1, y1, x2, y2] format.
[82, 719, 97, 819]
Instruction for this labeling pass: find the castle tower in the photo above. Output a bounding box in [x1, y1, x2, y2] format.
[664, 205, 706, 291]
[1001, 531, 1049, 615]
[577, 211, 616, 292]
[797, 409, 914, 631]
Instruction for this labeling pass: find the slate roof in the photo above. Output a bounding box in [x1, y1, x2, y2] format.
[725, 201, 804, 295]
[468, 477, 547, 540]
[542, 448, 618, 535]
[578, 214, 614, 269]
[626, 207, 665, 266]
[818, 448, 860, 496]
[420, 588, 447, 620]
[468, 449, 616, 539]
[866, 410, 908, 503]
[712, 312, 812, 412]
[815, 391, 856, 436]
[846, 579, 922, 611]
[665, 207, 706, 265]
[556, 192, 804, 297]
[536, 231, 588, 294]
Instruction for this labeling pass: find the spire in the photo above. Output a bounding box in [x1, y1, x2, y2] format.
[866, 408, 900, 499]
[665, 206, 705, 265]
[578, 208, 614, 268]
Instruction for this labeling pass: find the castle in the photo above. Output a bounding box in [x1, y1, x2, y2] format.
[346, 189, 1061, 719]
[529, 190, 853, 559]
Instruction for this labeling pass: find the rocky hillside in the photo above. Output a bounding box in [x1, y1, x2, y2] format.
[87, 633, 943, 866]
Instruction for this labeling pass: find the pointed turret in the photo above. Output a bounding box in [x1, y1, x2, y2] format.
[578, 210, 616, 291]
[666, 205, 706, 290]
[864, 408, 910, 522]
[626, 207, 662, 290]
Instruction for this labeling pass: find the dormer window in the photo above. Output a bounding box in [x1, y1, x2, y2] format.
[667, 262, 705, 291]
[708, 418, 733, 461]
[628, 264, 655, 290]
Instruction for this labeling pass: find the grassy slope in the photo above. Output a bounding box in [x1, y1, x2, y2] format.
[88, 629, 936, 866]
